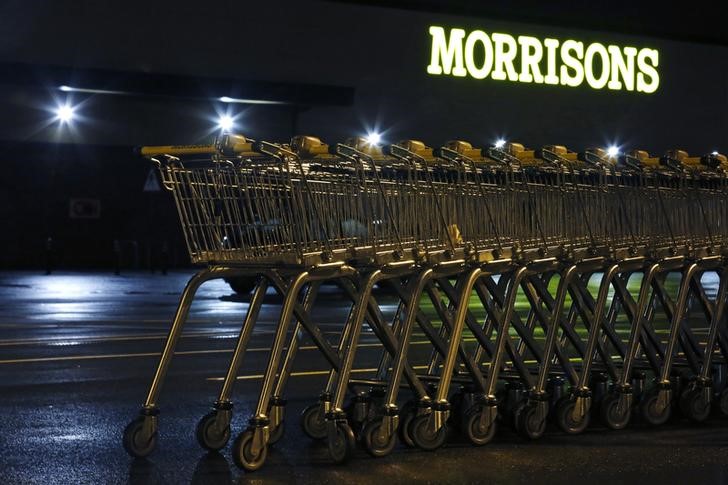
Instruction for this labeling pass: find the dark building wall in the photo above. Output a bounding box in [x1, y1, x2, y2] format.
[0, 1, 726, 268]
[1, 143, 185, 269]
[0, 0, 726, 150]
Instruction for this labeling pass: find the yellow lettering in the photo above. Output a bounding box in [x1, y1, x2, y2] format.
[636, 48, 660, 94]
[560, 40, 584, 87]
[491, 33, 519, 81]
[518, 36, 544, 83]
[584, 43, 610, 89]
[607, 46, 637, 90]
[543, 38, 560, 85]
[426, 26, 659, 93]
[427, 26, 467, 77]
[464, 30, 494, 80]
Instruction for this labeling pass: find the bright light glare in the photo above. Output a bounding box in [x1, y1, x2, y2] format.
[607, 145, 619, 157]
[58, 85, 125, 96]
[366, 132, 381, 145]
[56, 104, 75, 123]
[494, 139, 506, 148]
[218, 96, 285, 105]
[712, 151, 719, 156]
[218, 115, 234, 132]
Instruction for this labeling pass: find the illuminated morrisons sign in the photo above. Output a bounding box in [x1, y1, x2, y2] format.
[427, 26, 660, 93]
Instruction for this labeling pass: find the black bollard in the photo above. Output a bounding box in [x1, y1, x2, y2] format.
[44, 237, 53, 275]
[161, 241, 169, 275]
[113, 240, 121, 275]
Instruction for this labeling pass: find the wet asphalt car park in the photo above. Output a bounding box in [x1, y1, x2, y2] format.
[1, 271, 728, 484]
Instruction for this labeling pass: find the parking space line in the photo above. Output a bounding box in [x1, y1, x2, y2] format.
[0, 341, 425, 365]
[0, 335, 714, 366]
[0, 331, 235, 347]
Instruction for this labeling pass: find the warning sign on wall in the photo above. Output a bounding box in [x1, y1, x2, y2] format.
[143, 168, 162, 192]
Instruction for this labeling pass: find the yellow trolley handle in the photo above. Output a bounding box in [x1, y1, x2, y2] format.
[338, 136, 386, 159]
[444, 140, 483, 160]
[504, 142, 543, 167]
[136, 134, 258, 158]
[702, 152, 727, 170]
[579, 148, 617, 168]
[138, 143, 217, 157]
[662, 149, 725, 171]
[392, 139, 437, 161]
[290, 135, 337, 159]
[624, 149, 660, 169]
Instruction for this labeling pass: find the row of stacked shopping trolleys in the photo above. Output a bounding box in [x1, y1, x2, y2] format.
[123, 134, 728, 471]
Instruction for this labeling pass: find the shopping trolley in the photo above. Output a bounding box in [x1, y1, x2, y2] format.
[124, 130, 728, 472]
[123, 135, 395, 470]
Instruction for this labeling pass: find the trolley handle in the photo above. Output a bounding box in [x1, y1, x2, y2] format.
[701, 153, 724, 170]
[536, 147, 569, 168]
[334, 143, 369, 162]
[137, 144, 217, 157]
[216, 134, 259, 157]
[485, 146, 519, 167]
[252, 140, 298, 159]
[138, 134, 260, 158]
[658, 155, 685, 173]
[434, 146, 465, 164]
[578, 150, 610, 169]
[618, 154, 644, 171]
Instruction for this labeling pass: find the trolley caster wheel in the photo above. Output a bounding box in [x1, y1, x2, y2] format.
[327, 422, 356, 464]
[463, 407, 497, 446]
[300, 403, 327, 440]
[680, 388, 710, 423]
[398, 401, 418, 448]
[600, 393, 631, 430]
[411, 414, 448, 451]
[123, 417, 157, 458]
[719, 388, 728, 416]
[267, 422, 285, 445]
[232, 429, 267, 472]
[555, 397, 590, 435]
[640, 388, 671, 426]
[195, 412, 230, 451]
[361, 418, 397, 457]
[515, 404, 546, 440]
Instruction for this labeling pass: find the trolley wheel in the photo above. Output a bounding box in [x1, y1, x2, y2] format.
[398, 401, 418, 448]
[679, 388, 711, 423]
[232, 429, 267, 472]
[411, 414, 448, 451]
[122, 417, 157, 458]
[361, 418, 397, 457]
[327, 421, 356, 464]
[600, 392, 631, 430]
[268, 421, 285, 445]
[515, 404, 546, 440]
[555, 397, 590, 435]
[300, 403, 327, 440]
[195, 412, 230, 451]
[640, 388, 671, 426]
[720, 388, 728, 416]
[463, 407, 497, 446]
